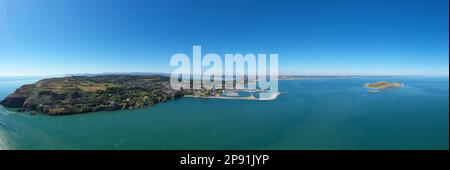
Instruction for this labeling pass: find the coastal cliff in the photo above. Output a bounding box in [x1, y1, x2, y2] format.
[0, 75, 185, 115]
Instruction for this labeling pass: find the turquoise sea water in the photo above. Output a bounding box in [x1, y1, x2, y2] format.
[0, 77, 448, 150]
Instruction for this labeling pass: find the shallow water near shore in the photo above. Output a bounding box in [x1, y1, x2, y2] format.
[0, 76, 448, 150]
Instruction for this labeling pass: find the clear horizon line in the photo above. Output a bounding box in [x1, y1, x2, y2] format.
[0, 72, 448, 77]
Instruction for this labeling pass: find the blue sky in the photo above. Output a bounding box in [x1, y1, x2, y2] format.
[0, 0, 448, 76]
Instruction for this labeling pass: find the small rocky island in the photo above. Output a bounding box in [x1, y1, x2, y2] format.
[0, 75, 188, 115]
[365, 81, 403, 89]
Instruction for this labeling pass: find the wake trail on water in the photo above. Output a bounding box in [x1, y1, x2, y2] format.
[0, 133, 9, 150]
[0, 110, 11, 150]
[0, 126, 9, 150]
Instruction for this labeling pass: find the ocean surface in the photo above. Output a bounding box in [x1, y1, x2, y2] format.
[0, 76, 448, 150]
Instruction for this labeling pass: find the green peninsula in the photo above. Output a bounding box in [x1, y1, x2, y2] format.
[0, 75, 185, 115]
[0, 75, 281, 115]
